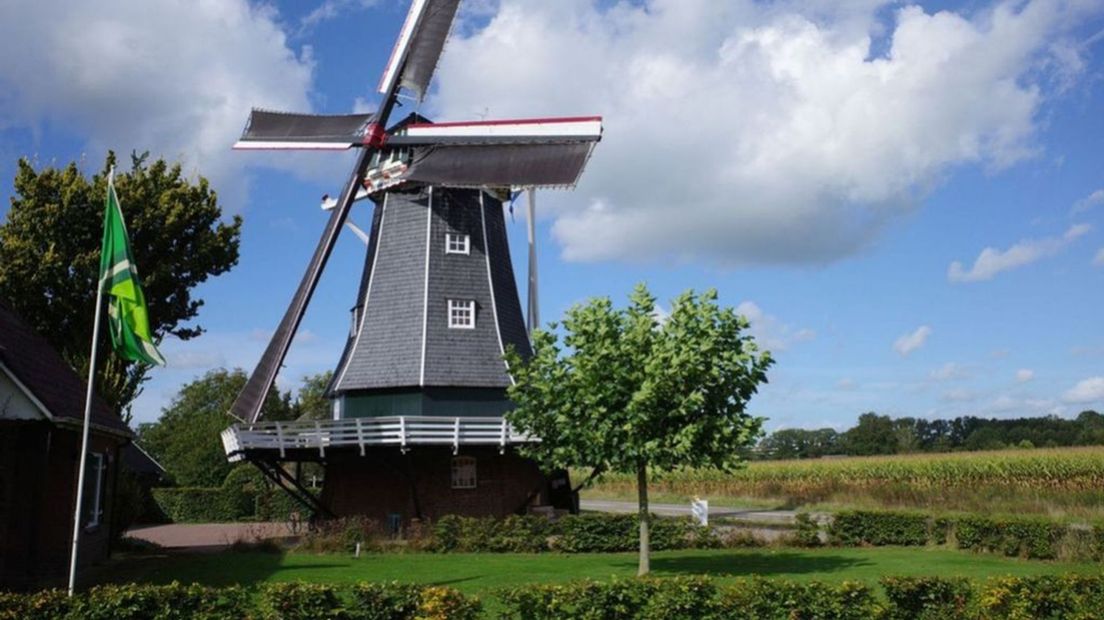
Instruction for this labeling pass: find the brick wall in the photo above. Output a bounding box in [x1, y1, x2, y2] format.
[320, 446, 548, 522]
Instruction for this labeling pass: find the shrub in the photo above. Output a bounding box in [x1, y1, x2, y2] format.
[298, 517, 385, 554]
[414, 586, 480, 620]
[555, 514, 691, 553]
[0, 589, 71, 620]
[350, 582, 421, 620]
[719, 578, 880, 620]
[829, 510, 931, 547]
[954, 516, 1065, 559]
[881, 576, 973, 620]
[261, 582, 346, 620]
[977, 575, 1104, 620]
[792, 512, 822, 547]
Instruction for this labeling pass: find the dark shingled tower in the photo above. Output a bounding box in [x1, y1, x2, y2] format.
[331, 185, 532, 418]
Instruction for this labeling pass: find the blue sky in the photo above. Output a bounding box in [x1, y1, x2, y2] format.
[0, 0, 1102, 430]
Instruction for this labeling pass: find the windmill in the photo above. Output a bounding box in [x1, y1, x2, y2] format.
[220, 0, 602, 521]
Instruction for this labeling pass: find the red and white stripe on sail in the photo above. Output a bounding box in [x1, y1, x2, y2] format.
[400, 116, 603, 143]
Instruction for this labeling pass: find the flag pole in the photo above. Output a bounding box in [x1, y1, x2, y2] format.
[67, 167, 111, 596]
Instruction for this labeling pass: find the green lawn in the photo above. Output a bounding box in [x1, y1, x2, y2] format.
[96, 547, 1103, 595]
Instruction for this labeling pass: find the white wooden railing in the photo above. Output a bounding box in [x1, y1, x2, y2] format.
[221, 416, 534, 462]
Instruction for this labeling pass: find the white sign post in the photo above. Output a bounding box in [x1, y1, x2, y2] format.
[691, 497, 709, 527]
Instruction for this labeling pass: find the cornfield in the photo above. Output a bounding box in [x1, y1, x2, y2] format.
[581, 446, 1104, 519]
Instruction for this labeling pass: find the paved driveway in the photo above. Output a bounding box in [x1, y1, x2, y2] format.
[580, 499, 797, 524]
[126, 522, 297, 551]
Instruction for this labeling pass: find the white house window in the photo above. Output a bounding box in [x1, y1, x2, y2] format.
[83, 452, 106, 528]
[448, 299, 475, 329]
[451, 456, 477, 489]
[445, 233, 470, 255]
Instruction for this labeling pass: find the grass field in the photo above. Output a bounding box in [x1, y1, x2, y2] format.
[580, 446, 1104, 519]
[95, 547, 1102, 599]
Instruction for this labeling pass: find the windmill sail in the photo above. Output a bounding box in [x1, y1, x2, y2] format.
[234, 110, 376, 150]
[378, 0, 462, 101]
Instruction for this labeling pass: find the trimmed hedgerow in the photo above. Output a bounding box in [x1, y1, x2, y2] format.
[881, 576, 973, 620]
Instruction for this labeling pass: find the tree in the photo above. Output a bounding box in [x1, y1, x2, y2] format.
[840, 412, 897, 455]
[505, 284, 772, 575]
[0, 152, 242, 418]
[138, 368, 293, 487]
[294, 371, 335, 421]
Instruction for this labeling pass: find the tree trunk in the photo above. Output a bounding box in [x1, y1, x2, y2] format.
[637, 460, 650, 576]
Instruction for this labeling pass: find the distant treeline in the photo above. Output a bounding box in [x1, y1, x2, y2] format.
[755, 410, 1104, 459]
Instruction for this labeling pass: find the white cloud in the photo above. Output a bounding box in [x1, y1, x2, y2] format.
[1063, 376, 1104, 404]
[1016, 368, 1035, 383]
[837, 378, 857, 390]
[299, 0, 380, 35]
[930, 362, 970, 381]
[0, 1, 319, 208]
[1073, 188, 1104, 214]
[735, 301, 816, 352]
[948, 224, 1091, 282]
[431, 0, 1100, 264]
[894, 325, 932, 356]
[942, 388, 977, 403]
[1094, 248, 1104, 267]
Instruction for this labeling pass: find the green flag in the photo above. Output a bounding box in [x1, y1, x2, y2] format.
[99, 172, 166, 366]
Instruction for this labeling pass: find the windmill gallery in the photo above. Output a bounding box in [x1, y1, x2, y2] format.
[219, 0, 603, 524]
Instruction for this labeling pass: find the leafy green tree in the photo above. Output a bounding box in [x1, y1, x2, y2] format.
[505, 284, 772, 575]
[840, 412, 897, 455]
[0, 152, 242, 418]
[138, 368, 293, 487]
[759, 428, 839, 459]
[294, 371, 335, 421]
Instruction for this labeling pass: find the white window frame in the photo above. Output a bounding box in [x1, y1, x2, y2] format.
[451, 456, 477, 489]
[445, 232, 470, 255]
[448, 299, 475, 329]
[85, 452, 106, 528]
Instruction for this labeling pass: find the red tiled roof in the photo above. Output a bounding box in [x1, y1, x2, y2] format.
[0, 301, 131, 435]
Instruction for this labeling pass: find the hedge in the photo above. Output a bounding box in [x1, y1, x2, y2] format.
[7, 576, 1104, 619]
[0, 582, 478, 620]
[826, 510, 1104, 561]
[152, 467, 310, 523]
[498, 575, 1104, 620]
[431, 514, 696, 553]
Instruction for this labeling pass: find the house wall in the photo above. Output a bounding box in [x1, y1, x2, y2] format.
[0, 422, 123, 590]
[320, 446, 548, 522]
[0, 368, 45, 420]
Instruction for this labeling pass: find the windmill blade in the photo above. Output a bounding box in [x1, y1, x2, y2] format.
[233, 109, 376, 150]
[377, 0, 461, 102]
[229, 149, 374, 423]
[388, 116, 603, 188]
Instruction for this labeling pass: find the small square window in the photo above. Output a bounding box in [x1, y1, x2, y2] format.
[451, 456, 477, 489]
[448, 299, 475, 329]
[445, 233, 470, 255]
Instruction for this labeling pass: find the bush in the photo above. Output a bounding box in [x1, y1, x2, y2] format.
[350, 582, 421, 620]
[260, 582, 346, 620]
[555, 514, 691, 553]
[414, 586, 481, 620]
[719, 578, 880, 620]
[152, 466, 312, 524]
[298, 517, 385, 554]
[977, 575, 1104, 620]
[882, 576, 973, 620]
[791, 512, 822, 547]
[830, 511, 932, 547]
[954, 516, 1065, 559]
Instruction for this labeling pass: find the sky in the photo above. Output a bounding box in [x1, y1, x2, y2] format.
[0, 0, 1102, 431]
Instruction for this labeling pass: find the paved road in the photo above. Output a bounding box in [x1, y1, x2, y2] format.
[580, 499, 797, 524]
[127, 522, 298, 551]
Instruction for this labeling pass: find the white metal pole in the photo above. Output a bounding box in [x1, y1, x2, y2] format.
[525, 188, 539, 335]
[67, 266, 105, 595]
